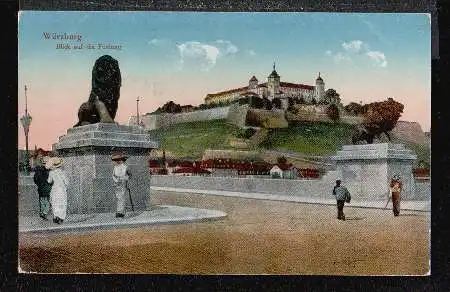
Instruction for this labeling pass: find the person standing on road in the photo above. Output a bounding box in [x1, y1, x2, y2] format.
[46, 157, 69, 224]
[390, 175, 402, 216]
[33, 149, 53, 220]
[332, 180, 351, 221]
[111, 151, 131, 218]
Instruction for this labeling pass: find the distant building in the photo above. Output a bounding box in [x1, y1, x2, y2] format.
[270, 164, 298, 179]
[204, 63, 327, 109]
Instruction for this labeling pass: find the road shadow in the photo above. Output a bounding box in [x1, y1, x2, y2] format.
[345, 216, 365, 221]
[398, 213, 425, 217]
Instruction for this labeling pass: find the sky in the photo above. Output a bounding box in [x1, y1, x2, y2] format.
[18, 12, 431, 150]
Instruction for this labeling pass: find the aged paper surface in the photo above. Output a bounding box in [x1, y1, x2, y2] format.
[18, 11, 430, 275]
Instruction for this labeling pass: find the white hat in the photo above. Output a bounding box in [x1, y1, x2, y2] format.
[45, 157, 63, 170]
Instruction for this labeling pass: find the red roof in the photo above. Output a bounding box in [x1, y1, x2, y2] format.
[280, 82, 315, 90]
[205, 86, 248, 98]
[240, 91, 260, 96]
[149, 160, 160, 168]
[172, 167, 211, 174]
[275, 163, 294, 171]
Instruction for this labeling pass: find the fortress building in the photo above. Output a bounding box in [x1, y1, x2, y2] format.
[204, 63, 326, 107]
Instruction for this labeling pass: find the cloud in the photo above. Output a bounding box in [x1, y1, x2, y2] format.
[175, 39, 240, 71]
[148, 38, 169, 46]
[325, 50, 350, 63]
[246, 49, 256, 56]
[356, 15, 388, 44]
[326, 40, 387, 68]
[176, 41, 221, 71]
[215, 39, 239, 55]
[365, 50, 388, 67]
[333, 52, 350, 63]
[342, 40, 364, 53]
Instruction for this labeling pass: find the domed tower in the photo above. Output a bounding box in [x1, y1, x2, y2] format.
[315, 72, 325, 102]
[267, 62, 281, 99]
[249, 75, 258, 90]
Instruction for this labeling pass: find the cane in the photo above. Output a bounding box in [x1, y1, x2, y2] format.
[384, 191, 391, 209]
[125, 180, 134, 212]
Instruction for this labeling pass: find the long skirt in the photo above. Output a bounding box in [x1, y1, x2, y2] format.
[50, 186, 67, 220]
[115, 181, 126, 214]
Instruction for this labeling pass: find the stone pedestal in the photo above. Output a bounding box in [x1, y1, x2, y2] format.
[52, 123, 159, 214]
[331, 143, 417, 200]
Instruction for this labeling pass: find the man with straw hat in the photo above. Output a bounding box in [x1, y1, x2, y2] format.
[111, 151, 131, 218]
[46, 157, 69, 224]
[390, 175, 402, 217]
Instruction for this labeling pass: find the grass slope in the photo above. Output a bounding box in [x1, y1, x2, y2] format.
[149, 119, 240, 159]
[150, 119, 429, 163]
[260, 122, 356, 155]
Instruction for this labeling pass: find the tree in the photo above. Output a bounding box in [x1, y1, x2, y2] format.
[262, 97, 273, 110]
[362, 97, 404, 141]
[325, 89, 341, 104]
[344, 102, 363, 115]
[249, 96, 265, 109]
[277, 156, 287, 164]
[272, 97, 282, 109]
[159, 100, 182, 113]
[326, 103, 340, 121]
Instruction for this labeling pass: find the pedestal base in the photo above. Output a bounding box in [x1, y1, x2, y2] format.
[53, 123, 159, 214]
[332, 143, 417, 200]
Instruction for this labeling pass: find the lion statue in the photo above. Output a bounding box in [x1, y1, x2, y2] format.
[74, 55, 122, 127]
[351, 124, 392, 144]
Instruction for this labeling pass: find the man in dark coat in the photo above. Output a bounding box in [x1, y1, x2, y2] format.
[390, 176, 402, 216]
[33, 151, 53, 220]
[332, 180, 351, 220]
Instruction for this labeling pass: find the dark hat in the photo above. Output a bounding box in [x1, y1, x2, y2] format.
[111, 151, 128, 161]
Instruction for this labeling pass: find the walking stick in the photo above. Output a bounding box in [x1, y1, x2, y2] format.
[125, 180, 134, 212]
[384, 191, 391, 209]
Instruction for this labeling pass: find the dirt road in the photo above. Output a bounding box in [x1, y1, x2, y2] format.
[19, 192, 430, 275]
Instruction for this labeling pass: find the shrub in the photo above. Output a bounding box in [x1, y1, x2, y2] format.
[272, 97, 282, 109]
[236, 128, 257, 139]
[245, 110, 261, 127]
[326, 104, 340, 121]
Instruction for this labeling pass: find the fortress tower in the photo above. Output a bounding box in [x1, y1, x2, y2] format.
[267, 62, 281, 99]
[315, 72, 325, 102]
[249, 75, 258, 90]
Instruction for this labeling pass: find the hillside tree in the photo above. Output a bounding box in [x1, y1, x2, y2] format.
[362, 97, 404, 141]
[325, 89, 341, 104]
[326, 103, 340, 121]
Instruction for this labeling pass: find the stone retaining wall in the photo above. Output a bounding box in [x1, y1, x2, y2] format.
[19, 173, 430, 216]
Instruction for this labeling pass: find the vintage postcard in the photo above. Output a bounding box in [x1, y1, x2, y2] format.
[18, 11, 431, 275]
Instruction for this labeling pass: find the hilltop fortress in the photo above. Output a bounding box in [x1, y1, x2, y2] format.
[128, 64, 427, 147]
[205, 63, 331, 108]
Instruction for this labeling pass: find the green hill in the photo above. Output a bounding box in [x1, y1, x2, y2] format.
[148, 119, 240, 159]
[148, 119, 429, 164]
[260, 122, 355, 155]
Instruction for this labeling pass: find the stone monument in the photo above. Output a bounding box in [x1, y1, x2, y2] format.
[52, 55, 159, 214]
[331, 143, 417, 200]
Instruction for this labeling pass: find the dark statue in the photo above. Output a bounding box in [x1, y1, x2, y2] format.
[351, 125, 392, 144]
[74, 55, 122, 127]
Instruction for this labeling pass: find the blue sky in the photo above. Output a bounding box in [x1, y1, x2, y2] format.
[18, 11, 431, 149]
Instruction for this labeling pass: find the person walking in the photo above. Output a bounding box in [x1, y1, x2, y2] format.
[390, 175, 402, 216]
[46, 157, 69, 224]
[332, 180, 351, 221]
[111, 151, 131, 218]
[33, 150, 52, 220]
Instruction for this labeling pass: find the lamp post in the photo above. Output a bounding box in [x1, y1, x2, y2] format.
[20, 85, 32, 175]
[136, 96, 140, 126]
